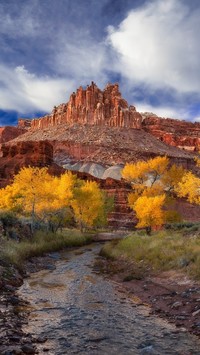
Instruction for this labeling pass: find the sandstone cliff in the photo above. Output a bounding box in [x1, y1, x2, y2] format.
[142, 115, 200, 151]
[30, 82, 142, 130]
[0, 141, 64, 187]
[0, 126, 27, 144]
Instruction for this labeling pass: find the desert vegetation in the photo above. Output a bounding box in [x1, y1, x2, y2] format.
[100, 227, 200, 280]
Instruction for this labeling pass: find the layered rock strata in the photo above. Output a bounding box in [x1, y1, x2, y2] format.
[0, 141, 64, 187]
[142, 115, 200, 151]
[0, 126, 26, 144]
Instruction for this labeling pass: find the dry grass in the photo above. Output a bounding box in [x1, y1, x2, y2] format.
[100, 230, 200, 280]
[0, 229, 92, 268]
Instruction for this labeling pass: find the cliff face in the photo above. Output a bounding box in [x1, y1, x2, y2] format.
[0, 141, 64, 187]
[142, 116, 200, 151]
[30, 82, 142, 130]
[0, 126, 27, 144]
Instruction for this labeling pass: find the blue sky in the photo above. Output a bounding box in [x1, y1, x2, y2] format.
[1, 0, 200, 126]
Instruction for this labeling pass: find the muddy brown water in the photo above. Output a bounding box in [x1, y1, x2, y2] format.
[18, 244, 200, 354]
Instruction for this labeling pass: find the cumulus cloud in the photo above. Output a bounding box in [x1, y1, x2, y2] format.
[53, 35, 109, 86]
[108, 0, 200, 93]
[0, 64, 75, 113]
[136, 101, 189, 120]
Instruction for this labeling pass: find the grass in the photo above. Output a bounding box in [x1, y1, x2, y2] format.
[0, 229, 92, 268]
[100, 230, 200, 280]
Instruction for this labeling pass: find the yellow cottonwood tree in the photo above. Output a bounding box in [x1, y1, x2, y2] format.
[0, 167, 109, 232]
[0, 167, 77, 231]
[134, 195, 166, 235]
[71, 180, 104, 231]
[12, 167, 53, 219]
[175, 171, 200, 204]
[122, 156, 185, 233]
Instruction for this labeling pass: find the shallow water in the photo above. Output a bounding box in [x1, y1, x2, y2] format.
[18, 244, 200, 354]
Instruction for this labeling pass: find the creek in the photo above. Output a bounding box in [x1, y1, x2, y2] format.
[18, 244, 200, 354]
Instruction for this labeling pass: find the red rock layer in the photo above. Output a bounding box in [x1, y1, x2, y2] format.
[0, 141, 64, 187]
[0, 126, 26, 144]
[142, 116, 200, 151]
[30, 82, 142, 130]
[18, 119, 32, 129]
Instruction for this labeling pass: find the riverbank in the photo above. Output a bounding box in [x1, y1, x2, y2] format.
[96, 257, 200, 338]
[0, 230, 93, 354]
[98, 230, 200, 338]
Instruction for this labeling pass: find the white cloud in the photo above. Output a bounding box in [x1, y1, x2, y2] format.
[136, 101, 189, 120]
[107, 0, 200, 93]
[0, 64, 75, 113]
[54, 38, 109, 85]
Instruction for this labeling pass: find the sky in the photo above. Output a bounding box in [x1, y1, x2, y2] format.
[1, 0, 200, 126]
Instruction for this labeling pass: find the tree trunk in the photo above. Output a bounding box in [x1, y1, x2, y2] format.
[146, 226, 151, 235]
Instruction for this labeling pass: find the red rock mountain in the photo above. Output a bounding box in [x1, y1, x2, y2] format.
[1, 82, 200, 227]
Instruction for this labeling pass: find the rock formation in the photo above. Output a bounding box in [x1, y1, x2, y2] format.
[0, 141, 64, 187]
[142, 115, 200, 151]
[0, 126, 27, 144]
[30, 82, 142, 130]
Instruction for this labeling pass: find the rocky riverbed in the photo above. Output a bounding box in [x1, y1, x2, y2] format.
[1, 242, 200, 354]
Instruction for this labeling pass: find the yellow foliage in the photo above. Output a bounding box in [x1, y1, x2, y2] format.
[71, 180, 104, 229]
[0, 167, 108, 231]
[161, 164, 186, 191]
[122, 156, 169, 189]
[142, 184, 164, 197]
[122, 156, 184, 231]
[11, 167, 54, 215]
[122, 161, 149, 183]
[147, 156, 169, 180]
[0, 184, 22, 212]
[134, 194, 166, 229]
[175, 171, 200, 204]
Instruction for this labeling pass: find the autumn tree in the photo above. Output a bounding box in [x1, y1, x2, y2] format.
[0, 167, 109, 233]
[0, 167, 76, 232]
[122, 156, 185, 233]
[134, 195, 166, 235]
[71, 180, 105, 231]
[175, 171, 200, 204]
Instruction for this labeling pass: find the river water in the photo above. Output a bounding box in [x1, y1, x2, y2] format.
[18, 244, 200, 354]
